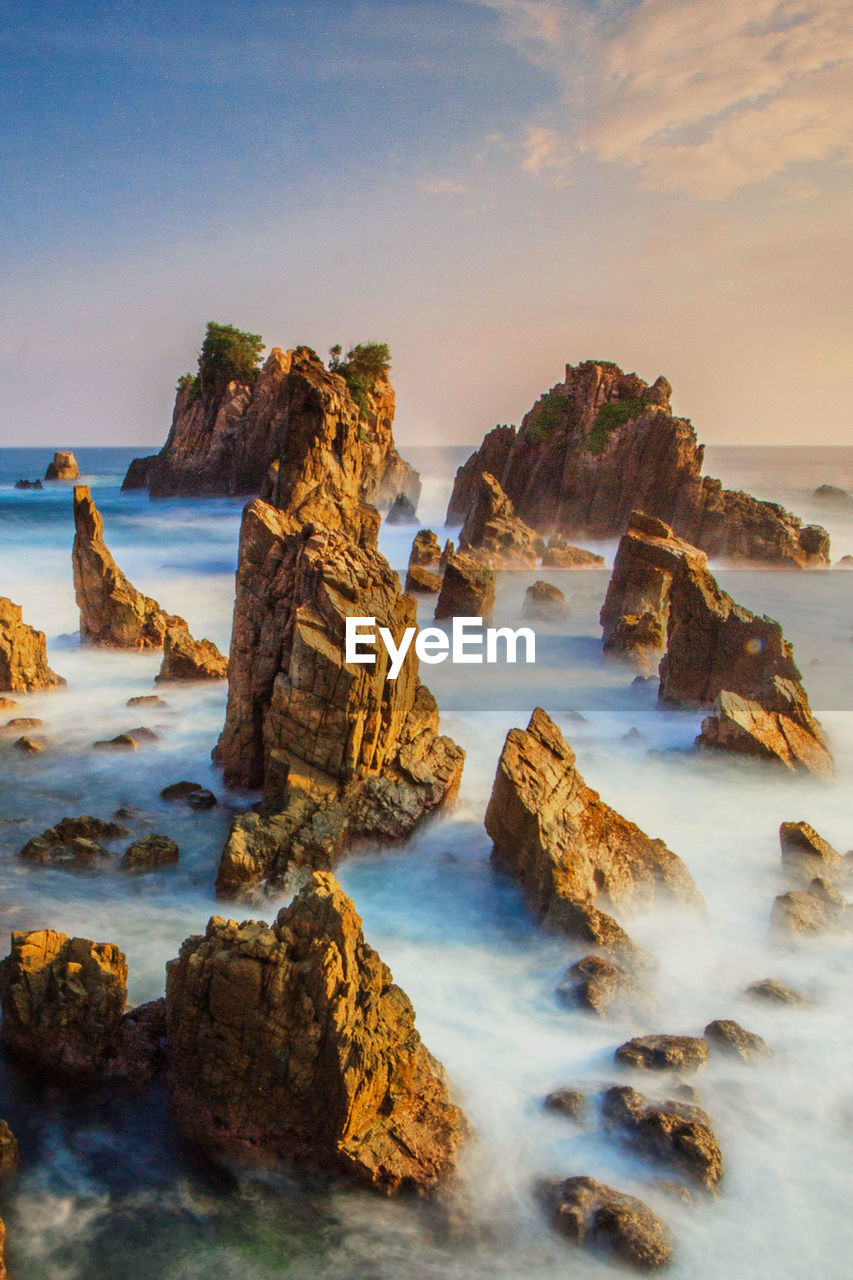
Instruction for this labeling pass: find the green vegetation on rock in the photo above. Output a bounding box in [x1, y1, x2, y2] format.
[329, 342, 391, 422]
[526, 391, 567, 444]
[588, 396, 652, 455]
[197, 322, 264, 397]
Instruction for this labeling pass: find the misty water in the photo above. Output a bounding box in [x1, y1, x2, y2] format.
[0, 445, 852, 1278]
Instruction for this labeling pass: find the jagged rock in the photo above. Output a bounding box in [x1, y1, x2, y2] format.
[439, 538, 454, 568]
[405, 565, 443, 594]
[541, 543, 604, 569]
[698, 686, 832, 778]
[779, 821, 843, 881]
[385, 492, 418, 523]
[13, 736, 44, 755]
[93, 733, 138, 751]
[72, 486, 186, 648]
[120, 455, 156, 491]
[213, 502, 463, 898]
[600, 511, 705, 667]
[814, 484, 852, 504]
[538, 1175, 673, 1271]
[165, 871, 467, 1191]
[127, 694, 168, 707]
[121, 834, 179, 871]
[485, 709, 701, 956]
[523, 580, 570, 621]
[434, 552, 495, 623]
[615, 1035, 708, 1073]
[156, 626, 227, 682]
[771, 886, 850, 936]
[745, 977, 810, 1005]
[44, 450, 80, 481]
[0, 929, 128, 1077]
[19, 815, 129, 869]
[704, 1019, 771, 1062]
[447, 360, 828, 567]
[14, 478, 42, 490]
[602, 1085, 722, 1191]
[126, 344, 419, 515]
[409, 529, 442, 569]
[0, 597, 63, 692]
[556, 954, 652, 1018]
[457, 472, 541, 567]
[544, 1088, 588, 1121]
[0, 1122, 17, 1179]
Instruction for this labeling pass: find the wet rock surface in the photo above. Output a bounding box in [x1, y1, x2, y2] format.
[405, 565, 443, 594]
[745, 977, 811, 1005]
[771, 886, 850, 936]
[544, 1088, 588, 1121]
[121, 834, 179, 871]
[779, 821, 843, 881]
[0, 597, 64, 693]
[602, 1085, 723, 1191]
[538, 1174, 673, 1271]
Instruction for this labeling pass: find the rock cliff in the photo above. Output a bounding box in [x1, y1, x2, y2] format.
[213, 500, 464, 899]
[447, 360, 829, 567]
[0, 597, 64, 692]
[124, 345, 419, 511]
[458, 472, 542, 567]
[165, 871, 467, 1192]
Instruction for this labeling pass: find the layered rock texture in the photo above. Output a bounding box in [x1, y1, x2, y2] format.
[123, 345, 419, 511]
[458, 472, 542, 567]
[44, 450, 80, 481]
[165, 871, 466, 1192]
[434, 553, 495, 624]
[484, 709, 701, 957]
[447, 360, 829, 567]
[214, 500, 464, 899]
[0, 597, 63, 692]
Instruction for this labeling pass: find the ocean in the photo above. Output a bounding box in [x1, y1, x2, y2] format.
[0, 444, 851, 1278]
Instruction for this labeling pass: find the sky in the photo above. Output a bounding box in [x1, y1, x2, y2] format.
[0, 0, 851, 448]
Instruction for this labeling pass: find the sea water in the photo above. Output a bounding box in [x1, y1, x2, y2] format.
[0, 445, 851, 1278]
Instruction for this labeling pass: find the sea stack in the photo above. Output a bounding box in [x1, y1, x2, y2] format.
[0, 597, 64, 692]
[44, 450, 81, 481]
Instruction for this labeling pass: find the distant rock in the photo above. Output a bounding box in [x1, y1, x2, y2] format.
[745, 977, 811, 1005]
[165, 872, 467, 1191]
[121, 834, 179, 871]
[44, 450, 81, 481]
[541, 539, 605, 569]
[615, 1035, 708, 1073]
[556, 954, 652, 1018]
[2, 717, 43, 732]
[704, 1019, 771, 1062]
[14, 478, 42, 490]
[405, 565, 443, 593]
[0, 597, 64, 692]
[457, 472, 542, 568]
[771, 884, 850, 936]
[602, 1085, 722, 1191]
[836, 555, 853, 569]
[434, 552, 495, 623]
[538, 1175, 673, 1271]
[523, 580, 570, 621]
[93, 733, 139, 751]
[161, 780, 205, 801]
[779, 821, 843, 881]
[127, 694, 168, 707]
[385, 492, 418, 523]
[156, 626, 227, 682]
[13, 736, 44, 755]
[409, 528, 442, 568]
[0, 698, 18, 711]
[0, 1122, 18, 1180]
[19, 815, 129, 869]
[813, 484, 852, 504]
[485, 708, 701, 959]
[544, 1088, 588, 1121]
[447, 359, 829, 567]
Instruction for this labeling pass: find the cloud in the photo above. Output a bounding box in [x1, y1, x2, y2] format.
[418, 178, 473, 195]
[481, 0, 853, 198]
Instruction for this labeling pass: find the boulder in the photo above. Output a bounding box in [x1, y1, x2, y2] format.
[538, 1175, 673, 1271]
[447, 359, 828, 567]
[485, 709, 701, 955]
[544, 1088, 588, 1121]
[44, 450, 81, 481]
[385, 492, 418, 523]
[541, 542, 605, 569]
[813, 484, 852, 504]
[745, 977, 810, 1005]
[121, 834, 179, 871]
[836, 555, 853, 569]
[408, 529, 442, 569]
[602, 1085, 722, 1191]
[13, 736, 44, 755]
[93, 733, 138, 751]
[405, 565, 443, 594]
[72, 487, 186, 648]
[14, 478, 42, 490]
[156, 626, 227, 682]
[1, 717, 42, 732]
[556, 954, 652, 1018]
[0, 929, 128, 1077]
[0, 597, 64, 692]
[127, 695, 168, 707]
[160, 780, 208, 803]
[771, 886, 850, 936]
[165, 871, 467, 1192]
[0, 698, 18, 711]
[779, 821, 843, 881]
[126, 342, 419, 516]
[698, 685, 832, 778]
[615, 1035, 708, 1073]
[434, 552, 495, 624]
[19, 815, 129, 869]
[523, 580, 570, 621]
[213, 502, 464, 899]
[457, 472, 542, 567]
[704, 1019, 771, 1062]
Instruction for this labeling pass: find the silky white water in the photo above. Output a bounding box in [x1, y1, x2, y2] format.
[0, 446, 851, 1278]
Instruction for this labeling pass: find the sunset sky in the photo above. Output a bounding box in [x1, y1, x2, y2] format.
[1, 0, 851, 447]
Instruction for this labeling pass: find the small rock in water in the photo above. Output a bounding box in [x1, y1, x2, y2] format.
[745, 977, 811, 1006]
[556, 954, 651, 1018]
[19, 815, 129, 869]
[813, 483, 852, 504]
[93, 733, 138, 751]
[779, 821, 843, 882]
[835, 555, 853, 569]
[2, 718, 43, 732]
[544, 1088, 588, 1121]
[538, 1175, 673, 1271]
[125, 726, 159, 742]
[13, 736, 43, 755]
[127, 695, 168, 708]
[602, 1085, 723, 1191]
[385, 492, 418, 523]
[615, 1035, 708, 1073]
[704, 1019, 771, 1062]
[0, 698, 19, 711]
[14, 478, 42, 490]
[523, 580, 570, 621]
[404, 565, 443, 594]
[121, 834, 179, 872]
[186, 789, 217, 810]
[771, 887, 850, 936]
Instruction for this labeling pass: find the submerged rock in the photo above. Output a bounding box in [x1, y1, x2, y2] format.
[538, 1174, 673, 1271]
[523, 580, 570, 621]
[556, 954, 652, 1018]
[615, 1035, 708, 1073]
[813, 484, 852, 504]
[544, 1088, 588, 1121]
[127, 694, 168, 708]
[434, 552, 495, 623]
[771, 886, 850, 936]
[745, 977, 811, 1006]
[165, 872, 467, 1192]
[19, 815, 129, 869]
[93, 733, 139, 751]
[485, 709, 701, 957]
[0, 597, 64, 693]
[704, 1019, 771, 1062]
[44, 450, 81, 481]
[13, 734, 44, 754]
[602, 1085, 722, 1191]
[457, 472, 542, 567]
[156, 626, 227, 682]
[779, 821, 843, 881]
[121, 834, 179, 871]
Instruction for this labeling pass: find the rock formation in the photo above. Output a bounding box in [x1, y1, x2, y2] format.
[385, 492, 418, 523]
[602, 1085, 722, 1191]
[615, 1035, 708, 1073]
[457, 472, 542, 567]
[0, 929, 128, 1077]
[409, 529, 441, 568]
[538, 1175, 673, 1271]
[44, 450, 81, 481]
[121, 834, 179, 871]
[771, 883, 850, 936]
[19, 815, 130, 869]
[704, 1019, 770, 1062]
[156, 626, 227, 681]
[213, 500, 464, 899]
[123, 344, 419, 511]
[556, 954, 651, 1018]
[0, 597, 63, 692]
[697, 685, 832, 778]
[165, 871, 467, 1192]
[745, 977, 810, 1005]
[405, 565, 443, 593]
[434, 553, 495, 623]
[484, 709, 701, 957]
[15, 477, 42, 490]
[447, 360, 829, 567]
[779, 821, 843, 882]
[523, 580, 570, 621]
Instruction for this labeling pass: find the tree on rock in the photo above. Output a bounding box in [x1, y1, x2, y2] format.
[195, 322, 265, 398]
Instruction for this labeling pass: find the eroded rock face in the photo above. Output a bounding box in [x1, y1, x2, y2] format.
[602, 1085, 722, 1191]
[484, 709, 701, 956]
[538, 1175, 673, 1271]
[434, 553, 495, 624]
[125, 346, 419, 514]
[45, 450, 80, 481]
[213, 501, 463, 899]
[698, 685, 832, 778]
[0, 597, 64, 692]
[165, 871, 466, 1192]
[457, 472, 542, 568]
[779, 821, 843, 881]
[446, 360, 828, 567]
[73, 487, 186, 648]
[156, 627, 227, 682]
[405, 565, 443, 594]
[0, 930, 128, 1076]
